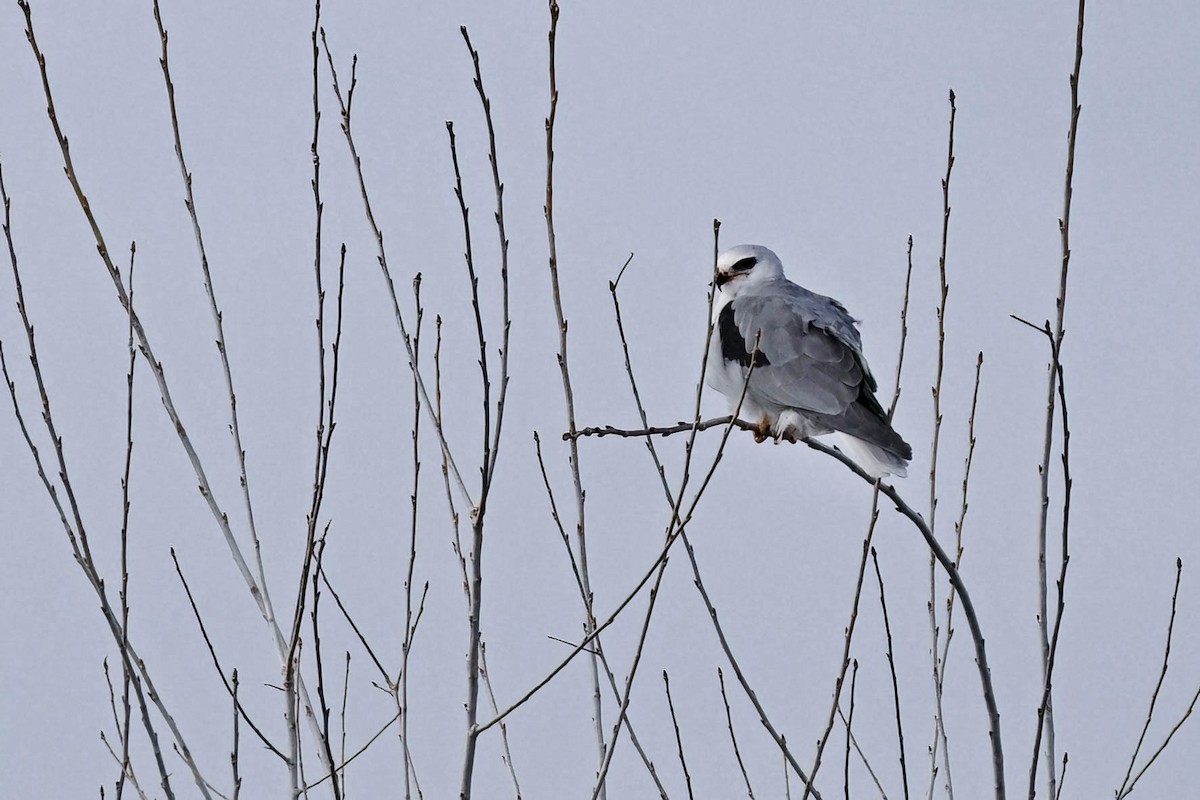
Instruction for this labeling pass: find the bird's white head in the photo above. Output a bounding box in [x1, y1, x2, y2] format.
[712, 244, 785, 301]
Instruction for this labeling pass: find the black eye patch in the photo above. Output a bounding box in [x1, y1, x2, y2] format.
[731, 256, 758, 272]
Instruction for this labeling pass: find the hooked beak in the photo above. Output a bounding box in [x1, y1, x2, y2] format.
[714, 271, 733, 288]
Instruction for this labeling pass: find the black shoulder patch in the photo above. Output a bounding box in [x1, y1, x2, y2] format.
[719, 304, 770, 368]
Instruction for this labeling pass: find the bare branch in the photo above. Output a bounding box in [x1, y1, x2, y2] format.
[843, 660, 858, 800]
[318, 26, 472, 509]
[719, 668, 755, 799]
[803, 497, 882, 799]
[1030, 4, 1086, 795]
[480, 642, 524, 799]
[663, 672, 694, 800]
[872, 548, 910, 800]
[1115, 558, 1186, 799]
[926, 88, 957, 800]
[888, 235, 914, 420]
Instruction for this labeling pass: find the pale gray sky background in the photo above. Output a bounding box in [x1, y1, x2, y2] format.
[2, 2, 1198, 798]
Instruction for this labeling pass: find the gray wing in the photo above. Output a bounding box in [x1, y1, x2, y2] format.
[726, 282, 883, 418]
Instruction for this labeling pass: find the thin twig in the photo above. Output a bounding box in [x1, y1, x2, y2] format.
[400, 272, 423, 800]
[116, 242, 137, 800]
[303, 709, 404, 792]
[480, 643, 523, 799]
[568, 417, 748, 440]
[844, 660, 859, 800]
[836, 705, 890, 800]
[663, 672, 695, 800]
[310, 533, 342, 800]
[872, 548, 910, 800]
[784, 735, 793, 800]
[301, 0, 343, 786]
[803, 498, 882, 799]
[24, 0, 324, 768]
[340, 653, 350, 795]
[170, 549, 285, 759]
[1, 127, 198, 798]
[888, 235, 914, 421]
[459, 25, 513, 486]
[591, 226, 745, 798]
[1121, 681, 1200, 797]
[1115, 558, 1184, 798]
[809, 437, 1003, 799]
[935, 352, 983, 744]
[319, 26, 472, 509]
[446, 31, 512, 793]
[719, 668, 755, 799]
[538, 4, 607, 794]
[926, 88, 957, 800]
[100, 725, 151, 800]
[475, 406, 758, 737]
[534, 428, 669, 797]
[1030, 3, 1086, 797]
[598, 240, 824, 796]
[151, 13, 334, 764]
[680, 528, 824, 799]
[231, 670, 242, 800]
[153, 0, 280, 653]
[577, 416, 1005, 794]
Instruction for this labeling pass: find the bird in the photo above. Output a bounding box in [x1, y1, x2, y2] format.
[706, 244, 912, 478]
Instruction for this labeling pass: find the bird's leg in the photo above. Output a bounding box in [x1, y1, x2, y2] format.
[752, 415, 772, 443]
[773, 410, 804, 444]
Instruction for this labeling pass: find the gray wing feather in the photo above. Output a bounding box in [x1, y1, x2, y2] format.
[731, 283, 877, 416]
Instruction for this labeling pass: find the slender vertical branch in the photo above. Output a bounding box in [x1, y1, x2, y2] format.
[539, 3, 606, 793]
[594, 243, 819, 795]
[719, 668, 755, 799]
[935, 352, 983, 705]
[449, 27, 516, 790]
[803, 497, 882, 799]
[534, 430, 668, 797]
[480, 642, 524, 799]
[319, 27, 473, 509]
[478, 369, 768, 740]
[1030, 4, 1085, 796]
[784, 735, 793, 800]
[888, 235, 914, 421]
[103, 660, 131, 800]
[459, 25, 513, 486]
[340, 653, 350, 796]
[400, 274, 423, 799]
[115, 242, 137, 800]
[836, 705, 891, 799]
[843, 660, 859, 800]
[1116, 559, 1183, 798]
[590, 227, 741, 798]
[152, 0, 279, 635]
[927, 88, 957, 800]
[872, 548, 910, 800]
[443, 116, 490, 495]
[310, 533, 342, 800]
[231, 670, 242, 800]
[663, 672, 695, 800]
[2, 122, 204, 798]
[1119, 671, 1200, 797]
[19, 1, 326, 764]
[168, 550, 287, 760]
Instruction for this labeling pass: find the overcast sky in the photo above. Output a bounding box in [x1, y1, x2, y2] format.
[2, 2, 1199, 798]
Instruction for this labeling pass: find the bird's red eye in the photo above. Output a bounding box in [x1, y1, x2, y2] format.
[731, 257, 757, 272]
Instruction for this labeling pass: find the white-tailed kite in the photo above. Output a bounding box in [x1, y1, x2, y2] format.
[707, 244, 912, 478]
